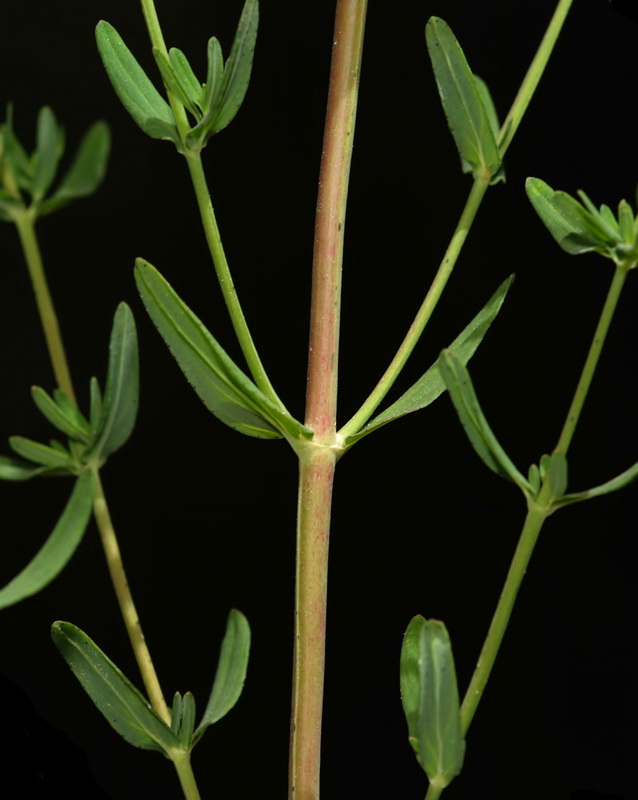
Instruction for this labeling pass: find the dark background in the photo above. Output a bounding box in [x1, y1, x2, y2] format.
[1, 1, 637, 799]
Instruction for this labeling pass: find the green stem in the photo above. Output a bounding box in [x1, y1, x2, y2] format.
[91, 468, 171, 725]
[338, 175, 490, 440]
[497, 0, 575, 158]
[13, 210, 76, 404]
[554, 263, 628, 455]
[171, 751, 202, 800]
[184, 151, 283, 403]
[460, 503, 547, 734]
[424, 784, 445, 800]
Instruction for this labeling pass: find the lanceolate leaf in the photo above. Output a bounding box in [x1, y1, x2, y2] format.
[192, 609, 250, 746]
[32, 107, 64, 202]
[0, 471, 93, 609]
[344, 276, 513, 447]
[86, 303, 139, 462]
[135, 259, 312, 442]
[0, 456, 46, 481]
[438, 350, 533, 493]
[400, 616, 426, 759]
[96, 21, 179, 145]
[9, 436, 76, 470]
[426, 17, 501, 179]
[31, 386, 90, 443]
[51, 621, 180, 755]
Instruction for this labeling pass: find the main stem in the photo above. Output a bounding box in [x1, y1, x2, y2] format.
[13, 211, 76, 404]
[290, 3, 367, 800]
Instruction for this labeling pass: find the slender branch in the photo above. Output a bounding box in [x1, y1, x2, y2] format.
[338, 175, 490, 439]
[91, 468, 171, 725]
[13, 210, 76, 404]
[305, 0, 368, 440]
[554, 263, 628, 455]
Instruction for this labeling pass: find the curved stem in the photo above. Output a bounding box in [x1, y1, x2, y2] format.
[13, 210, 76, 404]
[91, 468, 171, 725]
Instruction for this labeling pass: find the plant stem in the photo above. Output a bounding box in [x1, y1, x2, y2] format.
[91, 468, 171, 725]
[497, 0, 575, 158]
[338, 175, 490, 439]
[184, 151, 283, 403]
[289, 3, 367, 799]
[306, 0, 367, 441]
[460, 502, 547, 734]
[171, 751, 202, 800]
[289, 445, 337, 800]
[424, 784, 444, 800]
[553, 263, 628, 455]
[13, 210, 76, 404]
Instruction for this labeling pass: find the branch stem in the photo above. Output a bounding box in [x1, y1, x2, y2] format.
[13, 210, 76, 404]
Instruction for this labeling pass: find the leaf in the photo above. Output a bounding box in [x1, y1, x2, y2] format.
[135, 259, 312, 442]
[401, 617, 465, 786]
[438, 350, 534, 494]
[473, 76, 505, 185]
[169, 49, 203, 112]
[192, 609, 250, 745]
[96, 21, 179, 145]
[32, 107, 64, 202]
[51, 621, 180, 755]
[426, 17, 501, 179]
[39, 121, 111, 214]
[178, 692, 197, 748]
[0, 456, 46, 481]
[416, 619, 465, 787]
[344, 276, 513, 447]
[31, 386, 90, 443]
[0, 472, 93, 609]
[525, 178, 619, 256]
[554, 458, 638, 509]
[539, 452, 568, 501]
[86, 303, 139, 462]
[187, 0, 259, 148]
[9, 436, 76, 470]
[153, 48, 201, 118]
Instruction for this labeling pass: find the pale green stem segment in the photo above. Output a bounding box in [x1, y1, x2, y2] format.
[171, 751, 203, 800]
[290, 445, 337, 800]
[339, 0, 575, 441]
[305, 0, 368, 440]
[424, 783, 445, 800]
[13, 210, 76, 405]
[91, 468, 172, 726]
[497, 0, 575, 158]
[338, 175, 490, 440]
[139, 0, 280, 404]
[456, 261, 630, 755]
[554, 263, 628, 454]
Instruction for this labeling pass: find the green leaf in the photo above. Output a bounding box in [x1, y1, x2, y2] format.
[400, 616, 426, 759]
[187, 0, 259, 148]
[86, 303, 139, 462]
[96, 21, 179, 145]
[153, 48, 201, 118]
[32, 107, 64, 202]
[473, 76, 505, 184]
[344, 276, 513, 447]
[539, 452, 568, 501]
[426, 17, 501, 179]
[89, 377, 103, 437]
[9, 436, 76, 470]
[0, 456, 46, 481]
[0, 105, 34, 193]
[401, 617, 465, 786]
[178, 692, 197, 748]
[554, 458, 638, 509]
[169, 49, 203, 112]
[39, 121, 111, 214]
[525, 178, 620, 257]
[438, 350, 534, 494]
[0, 472, 93, 609]
[135, 259, 312, 442]
[192, 609, 250, 745]
[31, 386, 90, 443]
[51, 621, 180, 755]
[201, 38, 224, 117]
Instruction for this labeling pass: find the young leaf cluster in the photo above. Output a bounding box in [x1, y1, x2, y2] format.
[526, 178, 638, 269]
[96, 0, 258, 154]
[0, 106, 110, 220]
[52, 609, 250, 756]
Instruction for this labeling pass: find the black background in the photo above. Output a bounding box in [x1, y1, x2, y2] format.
[1, 1, 637, 799]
